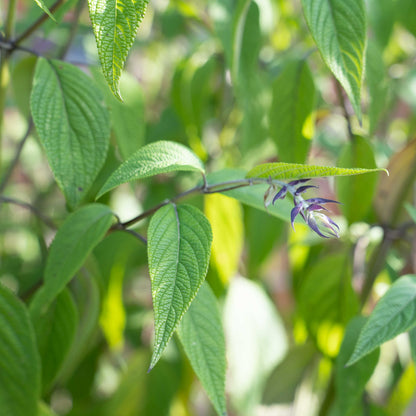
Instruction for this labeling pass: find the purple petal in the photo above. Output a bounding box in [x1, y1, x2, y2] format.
[272, 186, 288, 204]
[307, 204, 328, 212]
[290, 204, 303, 230]
[294, 185, 318, 195]
[305, 198, 341, 205]
[307, 216, 329, 238]
[289, 178, 310, 186]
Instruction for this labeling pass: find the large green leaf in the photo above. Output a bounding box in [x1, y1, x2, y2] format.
[269, 59, 315, 163]
[247, 162, 387, 181]
[301, 0, 366, 119]
[30, 58, 110, 208]
[334, 317, 379, 416]
[336, 136, 378, 223]
[98, 140, 205, 197]
[30, 204, 114, 317]
[33, 288, 78, 393]
[348, 275, 416, 366]
[88, 0, 148, 100]
[147, 204, 212, 370]
[177, 283, 227, 416]
[0, 285, 40, 416]
[224, 277, 287, 416]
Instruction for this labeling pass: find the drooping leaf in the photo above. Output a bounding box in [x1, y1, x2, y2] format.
[298, 254, 359, 357]
[0, 285, 40, 416]
[336, 136, 378, 223]
[301, 0, 366, 119]
[366, 0, 395, 49]
[92, 68, 145, 159]
[206, 169, 293, 222]
[88, 0, 148, 100]
[269, 59, 315, 163]
[98, 140, 205, 197]
[147, 203, 212, 370]
[347, 275, 416, 366]
[224, 277, 288, 415]
[32, 0, 56, 21]
[205, 194, 244, 285]
[30, 204, 114, 317]
[177, 283, 227, 416]
[32, 288, 78, 393]
[247, 162, 387, 181]
[334, 317, 379, 416]
[30, 58, 110, 208]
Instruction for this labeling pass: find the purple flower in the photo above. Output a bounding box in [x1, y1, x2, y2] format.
[268, 179, 341, 238]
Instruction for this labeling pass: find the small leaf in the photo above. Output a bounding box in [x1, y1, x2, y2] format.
[246, 162, 387, 181]
[177, 283, 227, 416]
[98, 140, 205, 197]
[32, 0, 56, 21]
[33, 288, 78, 393]
[30, 204, 114, 316]
[301, 0, 366, 119]
[30, 58, 110, 208]
[205, 194, 244, 285]
[88, 0, 148, 100]
[334, 317, 379, 415]
[347, 275, 416, 366]
[0, 285, 40, 416]
[147, 204, 212, 370]
[269, 59, 315, 163]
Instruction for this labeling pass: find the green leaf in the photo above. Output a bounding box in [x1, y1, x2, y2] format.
[32, 0, 56, 21]
[207, 169, 293, 222]
[147, 204, 212, 370]
[33, 288, 78, 393]
[336, 136, 378, 223]
[269, 59, 315, 163]
[37, 402, 57, 416]
[301, 0, 366, 119]
[92, 68, 145, 160]
[88, 0, 148, 100]
[30, 58, 110, 208]
[405, 203, 416, 224]
[0, 285, 40, 416]
[246, 162, 387, 181]
[12, 56, 37, 118]
[366, 0, 395, 49]
[224, 277, 288, 415]
[348, 275, 416, 366]
[298, 254, 359, 357]
[177, 283, 227, 416]
[98, 140, 205, 197]
[334, 317, 379, 416]
[30, 204, 114, 317]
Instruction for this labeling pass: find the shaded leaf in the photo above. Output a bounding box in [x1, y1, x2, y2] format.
[30, 204, 114, 317]
[348, 275, 416, 366]
[301, 0, 366, 119]
[247, 162, 387, 181]
[269, 59, 315, 163]
[0, 285, 40, 416]
[98, 140, 205, 197]
[178, 283, 227, 416]
[88, 0, 148, 99]
[30, 58, 110, 208]
[147, 204, 212, 370]
[12, 56, 37, 117]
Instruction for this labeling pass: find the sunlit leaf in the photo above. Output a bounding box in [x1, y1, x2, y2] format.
[269, 59, 315, 163]
[0, 285, 40, 416]
[30, 58, 110, 208]
[30, 204, 114, 317]
[247, 162, 386, 181]
[348, 275, 416, 366]
[88, 0, 148, 100]
[386, 363, 416, 416]
[301, 0, 366, 119]
[205, 194, 244, 285]
[98, 140, 205, 198]
[147, 204, 212, 370]
[224, 276, 288, 415]
[178, 283, 227, 416]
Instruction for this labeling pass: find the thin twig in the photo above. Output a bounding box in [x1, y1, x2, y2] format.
[0, 195, 56, 229]
[0, 119, 33, 194]
[122, 228, 147, 245]
[59, 0, 86, 59]
[335, 80, 354, 140]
